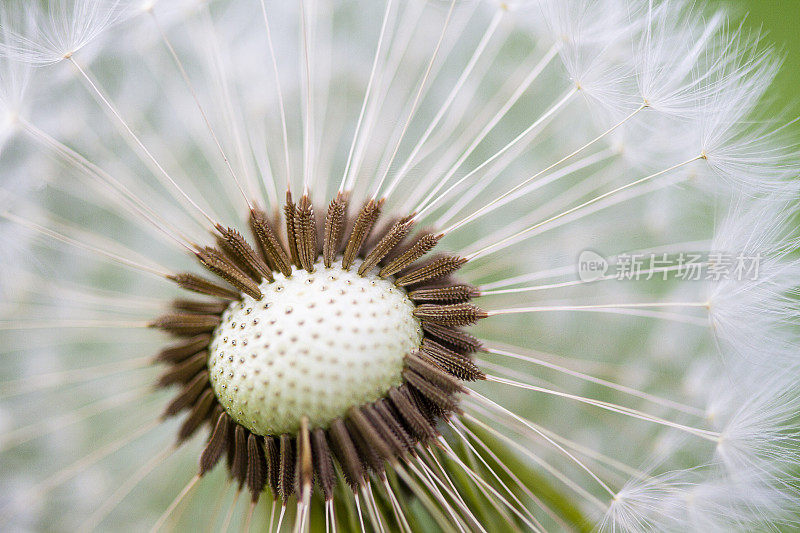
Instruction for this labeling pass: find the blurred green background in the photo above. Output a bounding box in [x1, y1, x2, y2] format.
[735, 0, 800, 120]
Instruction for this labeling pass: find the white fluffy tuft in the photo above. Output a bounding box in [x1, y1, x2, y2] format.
[0, 0, 126, 65]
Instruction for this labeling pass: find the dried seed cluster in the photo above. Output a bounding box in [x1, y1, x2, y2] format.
[150, 191, 486, 504]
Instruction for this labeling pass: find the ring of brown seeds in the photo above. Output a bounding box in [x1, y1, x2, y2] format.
[151, 190, 486, 508]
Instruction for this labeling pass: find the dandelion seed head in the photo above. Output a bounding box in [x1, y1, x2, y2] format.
[2, 0, 800, 530]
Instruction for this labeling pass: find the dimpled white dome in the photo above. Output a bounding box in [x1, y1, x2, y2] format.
[208, 258, 422, 435]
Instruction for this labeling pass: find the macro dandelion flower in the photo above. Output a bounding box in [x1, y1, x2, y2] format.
[2, 0, 800, 531]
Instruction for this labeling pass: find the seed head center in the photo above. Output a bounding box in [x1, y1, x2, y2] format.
[208, 258, 422, 435]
